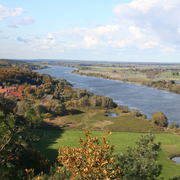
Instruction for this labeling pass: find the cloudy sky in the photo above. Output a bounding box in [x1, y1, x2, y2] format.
[0, 0, 180, 62]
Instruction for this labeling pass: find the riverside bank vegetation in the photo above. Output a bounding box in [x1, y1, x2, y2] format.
[30, 60, 180, 94]
[1, 61, 180, 179]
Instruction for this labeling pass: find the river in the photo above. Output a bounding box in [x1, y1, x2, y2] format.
[35, 66, 180, 125]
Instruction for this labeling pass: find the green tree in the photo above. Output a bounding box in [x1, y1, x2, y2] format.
[116, 132, 162, 180]
[35, 89, 44, 99]
[168, 122, 179, 129]
[130, 109, 141, 117]
[0, 109, 47, 180]
[151, 111, 168, 127]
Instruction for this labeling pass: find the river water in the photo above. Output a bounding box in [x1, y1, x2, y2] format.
[35, 66, 180, 125]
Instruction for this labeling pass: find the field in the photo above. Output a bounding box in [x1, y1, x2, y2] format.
[76, 65, 180, 84]
[35, 108, 180, 179]
[41, 108, 165, 133]
[35, 130, 180, 179]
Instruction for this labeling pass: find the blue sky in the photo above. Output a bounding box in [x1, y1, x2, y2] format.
[0, 0, 180, 62]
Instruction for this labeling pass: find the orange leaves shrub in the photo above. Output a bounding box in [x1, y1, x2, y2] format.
[57, 130, 122, 180]
[63, 89, 69, 94]
[18, 85, 27, 93]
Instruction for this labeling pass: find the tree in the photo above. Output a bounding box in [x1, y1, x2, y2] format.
[0, 109, 47, 180]
[130, 109, 141, 117]
[151, 111, 168, 127]
[116, 132, 162, 180]
[36, 89, 44, 99]
[57, 130, 121, 180]
[168, 122, 179, 129]
[24, 87, 31, 94]
[18, 85, 26, 93]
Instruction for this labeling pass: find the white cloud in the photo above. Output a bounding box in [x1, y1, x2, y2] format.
[162, 47, 175, 52]
[55, 25, 120, 49]
[83, 36, 98, 48]
[128, 26, 145, 40]
[139, 41, 159, 49]
[31, 0, 180, 55]
[40, 46, 49, 49]
[0, 5, 25, 20]
[112, 0, 180, 46]
[42, 32, 58, 47]
[9, 16, 35, 27]
[178, 28, 180, 34]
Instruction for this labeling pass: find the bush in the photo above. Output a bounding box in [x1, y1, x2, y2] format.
[116, 132, 162, 180]
[130, 109, 141, 117]
[43, 113, 54, 120]
[151, 111, 168, 127]
[57, 130, 121, 179]
[142, 114, 147, 119]
[168, 122, 179, 129]
[34, 104, 46, 115]
[118, 109, 129, 114]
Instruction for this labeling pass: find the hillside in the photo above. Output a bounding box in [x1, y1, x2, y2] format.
[0, 59, 48, 70]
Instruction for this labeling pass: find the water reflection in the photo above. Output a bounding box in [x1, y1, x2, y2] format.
[108, 113, 118, 117]
[172, 157, 180, 164]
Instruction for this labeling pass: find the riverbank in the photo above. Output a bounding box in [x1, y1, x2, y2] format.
[71, 69, 180, 94]
[35, 66, 180, 125]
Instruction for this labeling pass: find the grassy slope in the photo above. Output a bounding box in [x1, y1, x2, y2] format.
[35, 130, 180, 179]
[42, 108, 164, 133]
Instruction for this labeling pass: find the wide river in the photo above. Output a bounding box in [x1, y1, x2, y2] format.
[35, 66, 180, 125]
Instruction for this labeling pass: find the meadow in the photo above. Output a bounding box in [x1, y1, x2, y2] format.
[76, 65, 180, 84]
[35, 108, 180, 179]
[35, 130, 180, 179]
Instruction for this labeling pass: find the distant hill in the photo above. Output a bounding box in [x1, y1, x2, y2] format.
[0, 59, 48, 70]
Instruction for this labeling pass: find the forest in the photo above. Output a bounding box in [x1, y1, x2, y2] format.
[0, 59, 47, 71]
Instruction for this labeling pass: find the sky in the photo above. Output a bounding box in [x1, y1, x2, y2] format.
[0, 0, 180, 62]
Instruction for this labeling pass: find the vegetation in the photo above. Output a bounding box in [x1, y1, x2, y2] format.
[116, 132, 162, 180]
[0, 59, 47, 70]
[36, 60, 180, 94]
[1, 62, 180, 179]
[151, 111, 168, 127]
[57, 130, 121, 180]
[168, 122, 179, 129]
[34, 130, 180, 179]
[0, 107, 51, 180]
[0, 68, 44, 86]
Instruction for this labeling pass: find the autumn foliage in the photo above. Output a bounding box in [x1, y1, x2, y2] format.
[57, 130, 122, 180]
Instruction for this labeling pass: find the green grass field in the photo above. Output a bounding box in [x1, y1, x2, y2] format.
[79, 66, 180, 83]
[34, 130, 180, 179]
[41, 108, 165, 133]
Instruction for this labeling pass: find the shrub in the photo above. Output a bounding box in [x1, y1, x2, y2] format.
[34, 104, 46, 115]
[57, 130, 121, 180]
[151, 111, 168, 127]
[116, 132, 162, 180]
[142, 114, 147, 119]
[130, 109, 141, 117]
[43, 113, 54, 120]
[168, 122, 179, 129]
[118, 109, 129, 114]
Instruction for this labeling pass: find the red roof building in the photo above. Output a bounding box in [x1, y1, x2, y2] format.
[5, 91, 23, 99]
[0, 89, 7, 93]
[0, 86, 22, 99]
